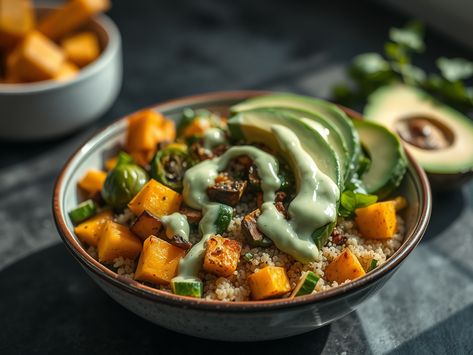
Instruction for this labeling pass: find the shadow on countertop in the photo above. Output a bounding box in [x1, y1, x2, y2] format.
[0, 244, 336, 355]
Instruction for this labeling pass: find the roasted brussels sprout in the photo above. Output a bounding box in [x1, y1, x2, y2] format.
[102, 164, 149, 209]
[151, 143, 194, 192]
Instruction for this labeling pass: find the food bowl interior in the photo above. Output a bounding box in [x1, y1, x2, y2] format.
[56, 93, 429, 307]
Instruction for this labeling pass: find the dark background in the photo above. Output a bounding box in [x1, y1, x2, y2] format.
[0, 0, 472, 354]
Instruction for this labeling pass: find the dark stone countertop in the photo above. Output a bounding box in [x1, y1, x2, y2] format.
[0, 1, 472, 354]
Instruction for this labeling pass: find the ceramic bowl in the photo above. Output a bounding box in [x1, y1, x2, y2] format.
[53, 91, 432, 341]
[0, 8, 122, 140]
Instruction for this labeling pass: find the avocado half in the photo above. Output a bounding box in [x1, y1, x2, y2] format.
[364, 84, 473, 186]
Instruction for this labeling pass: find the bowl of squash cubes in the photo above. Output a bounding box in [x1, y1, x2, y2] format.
[53, 91, 432, 341]
[0, 0, 122, 140]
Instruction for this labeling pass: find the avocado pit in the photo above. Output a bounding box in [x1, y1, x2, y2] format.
[395, 115, 454, 150]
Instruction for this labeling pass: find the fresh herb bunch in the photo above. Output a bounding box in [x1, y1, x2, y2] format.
[332, 21, 473, 113]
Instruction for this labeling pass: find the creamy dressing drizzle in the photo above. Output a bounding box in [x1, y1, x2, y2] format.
[203, 128, 227, 150]
[161, 212, 190, 241]
[173, 124, 339, 283]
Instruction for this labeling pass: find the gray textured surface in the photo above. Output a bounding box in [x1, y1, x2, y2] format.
[0, 0, 472, 353]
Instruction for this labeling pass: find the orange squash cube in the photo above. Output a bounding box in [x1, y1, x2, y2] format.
[126, 110, 175, 152]
[97, 221, 142, 263]
[325, 248, 366, 284]
[0, 0, 35, 48]
[355, 201, 397, 239]
[74, 210, 113, 246]
[54, 61, 79, 81]
[128, 179, 182, 217]
[37, 0, 110, 40]
[9, 31, 65, 81]
[203, 236, 241, 277]
[248, 266, 291, 300]
[61, 32, 100, 67]
[134, 236, 185, 285]
[78, 169, 107, 195]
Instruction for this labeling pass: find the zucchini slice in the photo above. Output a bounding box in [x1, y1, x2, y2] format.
[68, 199, 97, 225]
[291, 271, 319, 297]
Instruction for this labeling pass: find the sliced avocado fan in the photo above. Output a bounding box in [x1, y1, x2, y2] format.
[354, 120, 407, 198]
[231, 93, 361, 179]
[364, 84, 473, 174]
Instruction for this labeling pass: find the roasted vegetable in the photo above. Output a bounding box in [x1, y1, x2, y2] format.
[207, 175, 247, 207]
[177, 108, 225, 138]
[128, 179, 183, 217]
[325, 248, 366, 283]
[97, 221, 142, 263]
[130, 210, 163, 241]
[171, 278, 203, 298]
[179, 205, 202, 224]
[242, 209, 273, 247]
[105, 151, 134, 171]
[74, 210, 113, 246]
[159, 233, 192, 250]
[355, 201, 397, 239]
[150, 143, 194, 192]
[248, 164, 293, 192]
[78, 169, 107, 195]
[203, 236, 241, 277]
[126, 109, 175, 152]
[247, 266, 291, 300]
[101, 164, 148, 209]
[291, 271, 319, 297]
[134, 236, 185, 285]
[68, 199, 97, 225]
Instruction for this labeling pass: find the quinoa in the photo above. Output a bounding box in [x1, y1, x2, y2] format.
[83, 202, 406, 301]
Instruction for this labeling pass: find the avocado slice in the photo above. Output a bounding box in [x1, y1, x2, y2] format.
[231, 93, 361, 175]
[354, 120, 407, 198]
[228, 108, 342, 189]
[365, 84, 473, 174]
[265, 107, 349, 180]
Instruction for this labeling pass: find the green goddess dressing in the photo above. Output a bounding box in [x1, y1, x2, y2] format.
[172, 124, 339, 284]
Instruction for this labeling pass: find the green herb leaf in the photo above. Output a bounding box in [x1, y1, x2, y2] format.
[384, 42, 408, 64]
[437, 57, 473, 82]
[389, 25, 425, 52]
[392, 63, 426, 85]
[339, 190, 378, 217]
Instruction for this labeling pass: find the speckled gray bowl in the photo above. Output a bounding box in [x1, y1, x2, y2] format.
[53, 91, 431, 341]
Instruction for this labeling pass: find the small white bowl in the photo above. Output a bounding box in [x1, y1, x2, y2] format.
[0, 9, 122, 140]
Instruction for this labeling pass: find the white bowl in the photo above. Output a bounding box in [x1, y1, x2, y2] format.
[0, 9, 122, 140]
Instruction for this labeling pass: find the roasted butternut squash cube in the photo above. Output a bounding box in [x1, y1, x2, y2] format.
[61, 32, 100, 67]
[97, 221, 142, 263]
[0, 0, 35, 48]
[10, 31, 65, 81]
[128, 179, 182, 217]
[54, 61, 79, 81]
[78, 169, 107, 195]
[38, 0, 110, 40]
[203, 236, 241, 277]
[182, 117, 211, 137]
[74, 210, 113, 246]
[126, 109, 176, 153]
[325, 248, 366, 284]
[130, 210, 163, 241]
[134, 236, 185, 285]
[355, 201, 397, 239]
[248, 266, 291, 300]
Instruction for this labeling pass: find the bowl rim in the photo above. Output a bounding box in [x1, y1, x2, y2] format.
[0, 7, 121, 94]
[53, 90, 432, 312]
